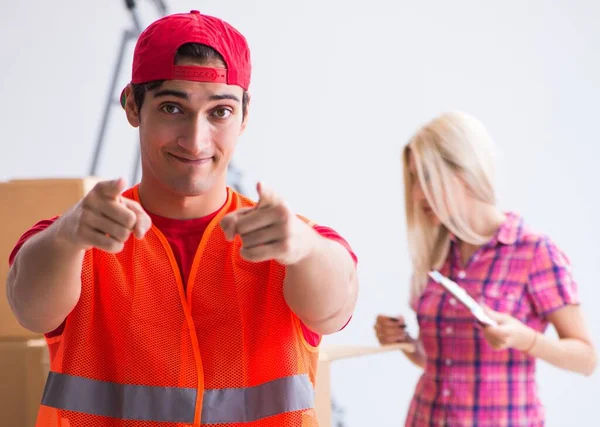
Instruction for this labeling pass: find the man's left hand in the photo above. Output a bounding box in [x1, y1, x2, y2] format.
[220, 182, 318, 265]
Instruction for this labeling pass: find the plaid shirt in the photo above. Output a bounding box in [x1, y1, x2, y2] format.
[405, 212, 579, 427]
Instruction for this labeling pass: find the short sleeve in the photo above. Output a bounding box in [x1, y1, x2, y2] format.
[527, 236, 579, 317]
[8, 217, 58, 266]
[312, 225, 358, 266]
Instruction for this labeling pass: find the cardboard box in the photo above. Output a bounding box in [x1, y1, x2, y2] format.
[315, 343, 414, 427]
[0, 178, 99, 339]
[0, 339, 49, 427]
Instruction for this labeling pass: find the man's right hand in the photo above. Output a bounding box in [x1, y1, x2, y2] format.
[55, 178, 151, 253]
[374, 314, 412, 345]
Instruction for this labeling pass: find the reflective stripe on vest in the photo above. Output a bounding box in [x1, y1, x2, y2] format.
[41, 372, 315, 423]
[201, 373, 314, 424]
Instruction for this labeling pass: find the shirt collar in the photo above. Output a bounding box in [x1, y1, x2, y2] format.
[448, 211, 522, 246]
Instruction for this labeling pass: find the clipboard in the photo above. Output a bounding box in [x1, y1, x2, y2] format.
[428, 270, 498, 327]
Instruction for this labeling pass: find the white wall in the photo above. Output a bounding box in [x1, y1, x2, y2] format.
[2, 1, 599, 425]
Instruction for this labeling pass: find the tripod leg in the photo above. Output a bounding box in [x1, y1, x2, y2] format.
[89, 30, 136, 176]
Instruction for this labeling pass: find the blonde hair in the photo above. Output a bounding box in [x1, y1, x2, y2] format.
[403, 111, 498, 302]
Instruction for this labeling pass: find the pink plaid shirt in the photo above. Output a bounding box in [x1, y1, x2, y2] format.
[405, 212, 579, 427]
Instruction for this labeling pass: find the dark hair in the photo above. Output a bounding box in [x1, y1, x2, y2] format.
[132, 43, 249, 117]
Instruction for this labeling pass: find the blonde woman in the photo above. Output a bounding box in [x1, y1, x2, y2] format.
[374, 111, 597, 426]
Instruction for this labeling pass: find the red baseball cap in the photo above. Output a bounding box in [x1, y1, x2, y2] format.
[121, 10, 251, 107]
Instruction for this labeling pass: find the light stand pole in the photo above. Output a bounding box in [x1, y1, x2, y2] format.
[89, 0, 152, 182]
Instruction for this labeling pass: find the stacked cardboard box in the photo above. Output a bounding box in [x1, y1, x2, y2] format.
[0, 339, 49, 426]
[0, 178, 98, 426]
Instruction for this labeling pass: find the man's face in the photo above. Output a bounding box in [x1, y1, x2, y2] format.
[126, 59, 248, 197]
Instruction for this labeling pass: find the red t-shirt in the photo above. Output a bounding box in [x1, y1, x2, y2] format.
[8, 209, 357, 346]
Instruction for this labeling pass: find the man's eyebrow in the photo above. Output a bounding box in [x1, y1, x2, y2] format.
[150, 91, 241, 103]
[209, 93, 241, 103]
[152, 89, 189, 100]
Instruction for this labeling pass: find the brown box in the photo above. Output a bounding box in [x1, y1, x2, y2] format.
[0, 178, 99, 339]
[315, 343, 414, 427]
[0, 339, 49, 427]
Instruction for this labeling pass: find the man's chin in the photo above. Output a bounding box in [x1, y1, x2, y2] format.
[164, 175, 220, 197]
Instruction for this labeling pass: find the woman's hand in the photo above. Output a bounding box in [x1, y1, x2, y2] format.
[374, 314, 426, 368]
[374, 314, 412, 345]
[482, 308, 537, 352]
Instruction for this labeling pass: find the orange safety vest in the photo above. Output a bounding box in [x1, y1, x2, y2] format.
[36, 186, 320, 427]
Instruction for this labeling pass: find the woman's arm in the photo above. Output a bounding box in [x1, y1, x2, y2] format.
[529, 305, 597, 376]
[374, 315, 427, 369]
[403, 335, 427, 369]
[484, 305, 597, 376]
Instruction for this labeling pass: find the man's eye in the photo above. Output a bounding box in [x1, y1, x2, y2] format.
[211, 108, 233, 119]
[161, 104, 182, 114]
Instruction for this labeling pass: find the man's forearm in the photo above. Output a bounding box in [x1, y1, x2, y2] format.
[283, 230, 358, 335]
[7, 219, 84, 334]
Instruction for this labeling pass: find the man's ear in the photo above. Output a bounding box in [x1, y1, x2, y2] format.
[123, 84, 140, 128]
[240, 92, 251, 135]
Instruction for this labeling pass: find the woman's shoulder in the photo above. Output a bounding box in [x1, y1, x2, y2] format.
[502, 212, 571, 270]
[501, 211, 555, 248]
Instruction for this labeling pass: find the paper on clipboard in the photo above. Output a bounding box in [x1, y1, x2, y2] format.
[428, 270, 498, 327]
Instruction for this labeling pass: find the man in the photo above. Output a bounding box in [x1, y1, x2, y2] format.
[6, 10, 358, 426]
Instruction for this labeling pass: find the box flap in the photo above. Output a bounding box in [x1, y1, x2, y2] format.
[2, 177, 102, 186]
[318, 343, 414, 362]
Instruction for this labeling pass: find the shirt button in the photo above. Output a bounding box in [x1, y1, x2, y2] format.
[445, 358, 452, 366]
[449, 298, 457, 306]
[457, 270, 466, 279]
[442, 389, 451, 397]
[445, 326, 454, 334]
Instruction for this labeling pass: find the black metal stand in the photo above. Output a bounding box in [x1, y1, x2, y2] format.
[89, 0, 153, 185]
